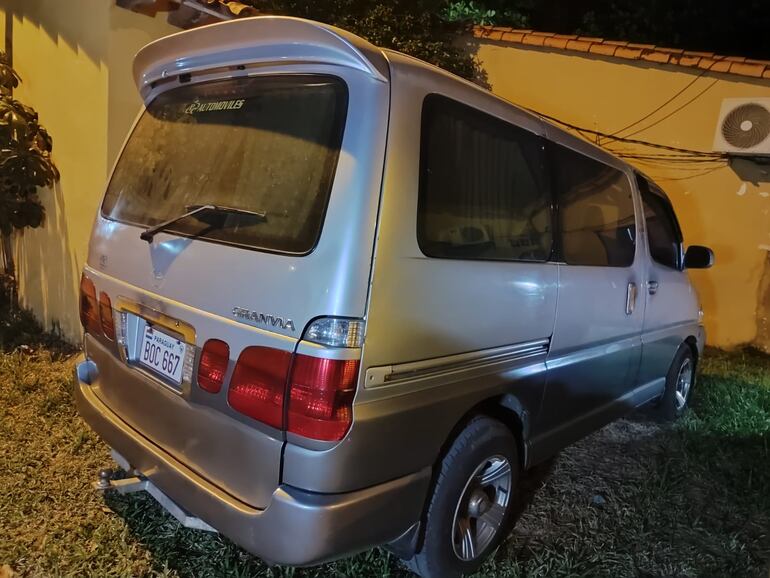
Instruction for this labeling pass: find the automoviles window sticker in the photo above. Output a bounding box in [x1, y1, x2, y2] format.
[184, 99, 245, 114]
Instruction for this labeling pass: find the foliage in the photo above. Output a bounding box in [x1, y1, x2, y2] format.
[445, 1, 500, 26]
[216, 0, 479, 79]
[0, 274, 70, 352]
[444, 0, 529, 28]
[574, 0, 769, 59]
[452, 0, 770, 59]
[0, 52, 59, 237]
[1, 345, 767, 576]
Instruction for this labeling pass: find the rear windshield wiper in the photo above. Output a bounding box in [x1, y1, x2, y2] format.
[140, 204, 267, 243]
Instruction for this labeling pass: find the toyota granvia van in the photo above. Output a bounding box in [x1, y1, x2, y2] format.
[74, 16, 714, 578]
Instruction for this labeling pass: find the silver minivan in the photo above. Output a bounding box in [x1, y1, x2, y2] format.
[74, 16, 714, 578]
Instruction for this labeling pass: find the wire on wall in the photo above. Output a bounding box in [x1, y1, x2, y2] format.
[526, 106, 730, 182]
[601, 56, 726, 142]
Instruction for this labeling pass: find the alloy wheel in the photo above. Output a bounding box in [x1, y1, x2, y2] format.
[675, 357, 694, 411]
[451, 455, 512, 562]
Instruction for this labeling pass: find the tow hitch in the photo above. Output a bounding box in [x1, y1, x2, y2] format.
[94, 451, 217, 533]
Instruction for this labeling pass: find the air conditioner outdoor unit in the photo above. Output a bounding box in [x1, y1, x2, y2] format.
[713, 98, 770, 156]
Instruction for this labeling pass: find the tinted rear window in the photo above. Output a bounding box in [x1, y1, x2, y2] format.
[102, 75, 347, 254]
[417, 95, 552, 262]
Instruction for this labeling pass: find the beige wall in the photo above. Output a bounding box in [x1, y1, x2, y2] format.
[473, 39, 770, 351]
[1, 1, 176, 341]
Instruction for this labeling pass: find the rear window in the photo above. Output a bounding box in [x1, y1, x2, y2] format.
[102, 75, 348, 254]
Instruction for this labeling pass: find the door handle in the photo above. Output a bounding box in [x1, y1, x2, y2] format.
[626, 282, 637, 315]
[648, 281, 659, 295]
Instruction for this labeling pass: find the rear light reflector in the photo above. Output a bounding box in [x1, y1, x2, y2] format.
[287, 355, 359, 442]
[198, 339, 230, 393]
[228, 346, 292, 429]
[79, 275, 101, 336]
[99, 292, 115, 340]
[305, 318, 365, 348]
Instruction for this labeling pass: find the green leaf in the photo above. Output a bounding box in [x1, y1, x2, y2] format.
[0, 89, 59, 233]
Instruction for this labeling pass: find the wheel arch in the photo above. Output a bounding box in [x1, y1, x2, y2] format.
[434, 394, 529, 473]
[390, 393, 529, 560]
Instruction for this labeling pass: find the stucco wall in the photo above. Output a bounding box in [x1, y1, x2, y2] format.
[0, 1, 176, 341]
[471, 39, 770, 351]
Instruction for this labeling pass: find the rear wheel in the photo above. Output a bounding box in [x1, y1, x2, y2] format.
[657, 345, 696, 420]
[404, 416, 518, 578]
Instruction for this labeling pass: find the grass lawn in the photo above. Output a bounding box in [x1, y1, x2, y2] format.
[0, 346, 768, 577]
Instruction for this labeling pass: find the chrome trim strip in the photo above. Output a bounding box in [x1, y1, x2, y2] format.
[364, 338, 550, 388]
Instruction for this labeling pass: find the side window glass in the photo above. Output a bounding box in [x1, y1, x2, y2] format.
[417, 95, 552, 262]
[552, 144, 636, 267]
[637, 175, 682, 270]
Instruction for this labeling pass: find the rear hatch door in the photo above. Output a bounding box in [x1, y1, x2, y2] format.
[86, 69, 389, 508]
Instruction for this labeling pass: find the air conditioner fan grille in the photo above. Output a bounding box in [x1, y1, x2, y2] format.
[721, 103, 770, 149]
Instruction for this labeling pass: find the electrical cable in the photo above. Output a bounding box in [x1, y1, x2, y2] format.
[647, 165, 727, 181]
[619, 79, 719, 139]
[604, 56, 726, 139]
[624, 155, 727, 174]
[605, 145, 721, 160]
[528, 107, 727, 157]
[613, 153, 726, 163]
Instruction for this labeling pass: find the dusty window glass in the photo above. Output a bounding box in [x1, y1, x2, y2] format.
[637, 175, 682, 270]
[552, 145, 636, 267]
[102, 75, 347, 254]
[417, 95, 552, 262]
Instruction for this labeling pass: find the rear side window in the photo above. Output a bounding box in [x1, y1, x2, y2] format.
[552, 144, 636, 267]
[637, 175, 683, 270]
[102, 75, 348, 254]
[417, 95, 552, 262]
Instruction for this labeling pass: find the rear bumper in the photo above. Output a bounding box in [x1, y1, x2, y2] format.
[74, 355, 430, 566]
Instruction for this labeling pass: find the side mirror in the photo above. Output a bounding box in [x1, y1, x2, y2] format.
[684, 245, 714, 269]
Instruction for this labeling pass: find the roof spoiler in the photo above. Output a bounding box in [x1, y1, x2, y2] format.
[133, 16, 389, 99]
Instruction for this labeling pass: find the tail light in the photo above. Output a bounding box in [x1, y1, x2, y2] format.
[99, 292, 115, 340]
[228, 347, 292, 429]
[198, 339, 230, 393]
[223, 317, 364, 442]
[79, 275, 101, 335]
[287, 355, 359, 441]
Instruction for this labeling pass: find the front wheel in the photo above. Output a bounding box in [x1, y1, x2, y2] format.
[657, 345, 696, 421]
[404, 416, 518, 578]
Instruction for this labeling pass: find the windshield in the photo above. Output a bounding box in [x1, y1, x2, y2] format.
[102, 75, 348, 254]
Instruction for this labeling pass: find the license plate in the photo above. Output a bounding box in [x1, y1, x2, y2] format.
[138, 325, 187, 385]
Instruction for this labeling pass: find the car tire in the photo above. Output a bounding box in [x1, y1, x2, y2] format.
[656, 345, 696, 421]
[404, 416, 519, 578]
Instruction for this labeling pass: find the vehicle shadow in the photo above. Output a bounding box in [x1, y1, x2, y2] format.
[486, 411, 769, 576]
[99, 363, 770, 578]
[509, 457, 557, 528]
[101, 421, 769, 578]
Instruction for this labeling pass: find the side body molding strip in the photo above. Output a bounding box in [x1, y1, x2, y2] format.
[365, 338, 550, 388]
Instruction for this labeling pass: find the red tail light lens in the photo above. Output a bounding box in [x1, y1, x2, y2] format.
[99, 292, 115, 340]
[198, 339, 230, 394]
[79, 275, 101, 335]
[228, 346, 292, 429]
[287, 356, 359, 442]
